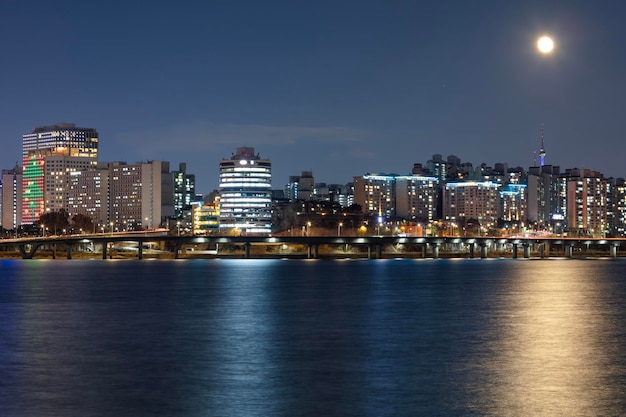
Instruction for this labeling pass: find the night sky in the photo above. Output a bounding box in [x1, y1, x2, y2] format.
[2, 1, 626, 194]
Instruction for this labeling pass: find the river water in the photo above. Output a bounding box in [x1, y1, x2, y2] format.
[1, 258, 625, 416]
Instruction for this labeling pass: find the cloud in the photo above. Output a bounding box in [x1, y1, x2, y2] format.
[113, 120, 369, 159]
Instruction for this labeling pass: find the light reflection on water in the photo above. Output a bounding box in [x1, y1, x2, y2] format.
[0, 259, 625, 416]
[465, 261, 626, 416]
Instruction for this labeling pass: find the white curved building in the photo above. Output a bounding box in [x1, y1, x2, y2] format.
[218, 147, 272, 235]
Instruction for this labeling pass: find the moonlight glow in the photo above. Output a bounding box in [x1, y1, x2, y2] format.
[537, 36, 554, 54]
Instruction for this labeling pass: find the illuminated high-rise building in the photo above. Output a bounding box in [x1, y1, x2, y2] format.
[192, 200, 220, 235]
[1, 165, 23, 231]
[172, 162, 195, 218]
[353, 174, 396, 219]
[612, 179, 626, 237]
[499, 183, 527, 224]
[21, 123, 98, 223]
[67, 160, 176, 231]
[443, 181, 500, 229]
[67, 168, 108, 229]
[565, 168, 608, 237]
[396, 175, 439, 222]
[218, 147, 272, 235]
[353, 174, 438, 223]
[527, 165, 563, 229]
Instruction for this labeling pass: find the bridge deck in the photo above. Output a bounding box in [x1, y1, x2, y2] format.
[1, 235, 624, 260]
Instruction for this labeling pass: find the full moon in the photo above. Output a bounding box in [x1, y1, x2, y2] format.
[537, 36, 554, 54]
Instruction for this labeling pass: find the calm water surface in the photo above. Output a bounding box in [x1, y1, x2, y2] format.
[0, 258, 625, 416]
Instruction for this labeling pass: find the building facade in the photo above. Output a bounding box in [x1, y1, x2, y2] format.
[66, 161, 177, 231]
[354, 174, 438, 224]
[21, 123, 98, 223]
[67, 168, 108, 229]
[173, 162, 196, 218]
[192, 200, 220, 235]
[218, 147, 272, 235]
[527, 165, 562, 227]
[1, 166, 23, 231]
[565, 169, 608, 236]
[395, 175, 439, 223]
[499, 183, 528, 226]
[353, 174, 396, 220]
[443, 181, 500, 229]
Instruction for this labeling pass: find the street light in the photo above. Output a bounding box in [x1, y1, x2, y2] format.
[177, 221, 181, 236]
[338, 222, 343, 236]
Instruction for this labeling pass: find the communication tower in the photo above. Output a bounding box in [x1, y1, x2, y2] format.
[539, 124, 546, 166]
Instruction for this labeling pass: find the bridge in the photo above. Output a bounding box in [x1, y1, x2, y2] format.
[1, 234, 626, 260]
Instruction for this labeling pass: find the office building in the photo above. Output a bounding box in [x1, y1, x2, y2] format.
[67, 161, 176, 230]
[218, 147, 272, 235]
[67, 169, 108, 230]
[22, 123, 98, 223]
[285, 171, 315, 201]
[192, 200, 220, 235]
[173, 163, 196, 218]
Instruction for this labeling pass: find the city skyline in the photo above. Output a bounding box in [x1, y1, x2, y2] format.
[2, 2, 626, 193]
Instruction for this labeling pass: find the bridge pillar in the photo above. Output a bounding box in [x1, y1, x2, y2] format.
[480, 243, 488, 259]
[376, 245, 382, 259]
[174, 242, 180, 259]
[421, 244, 427, 258]
[523, 243, 530, 259]
[565, 244, 573, 258]
[18, 244, 36, 259]
[469, 243, 475, 259]
[610, 244, 618, 258]
[66, 243, 72, 260]
[539, 244, 546, 259]
[431, 243, 440, 259]
[52, 244, 56, 259]
[102, 242, 107, 259]
[245, 242, 251, 259]
[368, 245, 373, 260]
[512, 244, 518, 259]
[138, 242, 143, 260]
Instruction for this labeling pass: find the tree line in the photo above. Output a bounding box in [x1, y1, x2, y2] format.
[38, 209, 94, 235]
